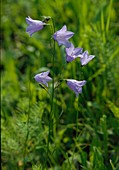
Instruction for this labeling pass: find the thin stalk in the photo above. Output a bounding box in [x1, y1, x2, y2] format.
[48, 17, 56, 141]
[101, 9, 106, 44]
[76, 109, 79, 141]
[51, 18, 57, 141]
[46, 18, 56, 168]
[75, 98, 79, 141]
[72, 98, 79, 168]
[106, 0, 112, 34]
[23, 68, 31, 170]
[51, 18, 55, 103]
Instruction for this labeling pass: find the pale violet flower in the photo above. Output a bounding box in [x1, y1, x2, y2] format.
[53, 25, 74, 47]
[34, 71, 52, 87]
[26, 16, 46, 36]
[65, 43, 83, 62]
[80, 51, 95, 66]
[66, 79, 86, 97]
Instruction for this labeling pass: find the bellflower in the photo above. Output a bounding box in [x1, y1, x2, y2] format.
[80, 51, 95, 66]
[65, 43, 83, 62]
[53, 25, 74, 47]
[34, 71, 52, 87]
[66, 79, 86, 97]
[26, 16, 46, 36]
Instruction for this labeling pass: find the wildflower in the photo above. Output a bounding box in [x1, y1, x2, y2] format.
[80, 51, 95, 66]
[66, 79, 86, 97]
[34, 71, 52, 87]
[26, 16, 46, 36]
[66, 43, 83, 62]
[53, 25, 74, 47]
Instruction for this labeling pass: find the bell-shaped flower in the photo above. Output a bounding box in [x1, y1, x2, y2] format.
[80, 51, 95, 66]
[34, 71, 52, 87]
[66, 79, 86, 97]
[53, 25, 74, 47]
[26, 16, 46, 36]
[65, 43, 83, 62]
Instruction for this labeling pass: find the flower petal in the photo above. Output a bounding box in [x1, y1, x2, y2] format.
[80, 51, 95, 66]
[59, 25, 67, 32]
[53, 25, 74, 47]
[26, 16, 33, 24]
[66, 43, 83, 62]
[65, 31, 74, 40]
[34, 71, 52, 87]
[26, 16, 45, 36]
[66, 79, 86, 97]
[39, 71, 50, 77]
[74, 48, 83, 56]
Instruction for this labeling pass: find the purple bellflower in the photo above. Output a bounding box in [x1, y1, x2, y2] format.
[66, 79, 86, 97]
[53, 25, 74, 47]
[26, 16, 46, 36]
[65, 43, 83, 62]
[34, 71, 52, 87]
[80, 51, 95, 66]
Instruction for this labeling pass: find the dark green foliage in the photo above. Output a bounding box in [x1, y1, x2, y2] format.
[1, 0, 119, 169]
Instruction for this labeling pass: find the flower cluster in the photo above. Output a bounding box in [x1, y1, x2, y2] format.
[26, 17, 95, 97]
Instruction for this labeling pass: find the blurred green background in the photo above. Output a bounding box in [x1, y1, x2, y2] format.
[1, 0, 119, 170]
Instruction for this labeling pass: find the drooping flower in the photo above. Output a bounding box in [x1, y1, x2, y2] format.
[34, 71, 52, 87]
[66, 79, 86, 97]
[80, 51, 95, 66]
[26, 16, 46, 36]
[65, 43, 83, 62]
[53, 25, 74, 47]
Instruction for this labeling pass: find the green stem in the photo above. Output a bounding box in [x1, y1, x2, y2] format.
[106, 0, 112, 34]
[75, 97, 79, 141]
[49, 17, 56, 140]
[51, 18, 55, 103]
[52, 19, 57, 140]
[46, 18, 56, 167]
[23, 68, 31, 169]
[76, 109, 78, 140]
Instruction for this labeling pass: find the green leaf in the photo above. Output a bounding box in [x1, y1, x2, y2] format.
[107, 100, 119, 118]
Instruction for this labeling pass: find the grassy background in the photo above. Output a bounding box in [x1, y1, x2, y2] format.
[1, 0, 119, 169]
